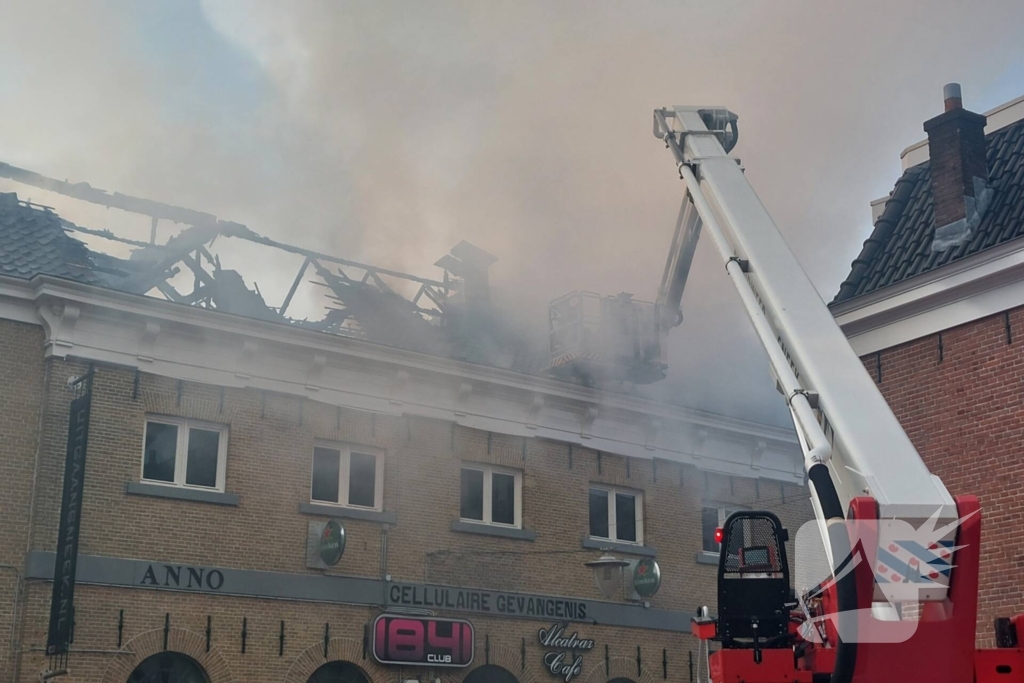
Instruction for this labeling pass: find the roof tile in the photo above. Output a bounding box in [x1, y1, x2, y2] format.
[0, 193, 106, 284]
[833, 119, 1024, 304]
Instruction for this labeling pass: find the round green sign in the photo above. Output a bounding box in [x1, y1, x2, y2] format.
[633, 558, 661, 598]
[319, 519, 346, 566]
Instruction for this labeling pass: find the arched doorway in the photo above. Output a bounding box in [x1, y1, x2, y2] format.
[464, 664, 520, 683]
[127, 652, 209, 683]
[307, 661, 371, 683]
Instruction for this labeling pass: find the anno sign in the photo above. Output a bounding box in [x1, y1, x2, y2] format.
[139, 564, 225, 591]
[538, 623, 595, 683]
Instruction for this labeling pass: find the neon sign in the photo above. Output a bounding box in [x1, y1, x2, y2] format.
[372, 615, 474, 668]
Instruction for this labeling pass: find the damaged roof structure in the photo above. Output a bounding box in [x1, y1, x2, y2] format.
[0, 160, 804, 483]
[0, 161, 541, 373]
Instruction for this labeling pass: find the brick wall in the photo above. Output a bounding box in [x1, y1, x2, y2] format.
[864, 306, 1024, 647]
[0, 320, 46, 681]
[2, 333, 811, 682]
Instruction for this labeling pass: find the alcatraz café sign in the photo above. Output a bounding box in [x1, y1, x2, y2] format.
[539, 624, 595, 683]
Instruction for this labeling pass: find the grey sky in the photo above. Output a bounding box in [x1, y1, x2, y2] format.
[3, 0, 1023, 427]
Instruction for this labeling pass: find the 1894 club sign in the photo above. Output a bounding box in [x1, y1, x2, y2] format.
[539, 623, 595, 683]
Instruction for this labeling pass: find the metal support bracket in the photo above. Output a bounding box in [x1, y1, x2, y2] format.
[787, 389, 819, 410]
[726, 256, 749, 273]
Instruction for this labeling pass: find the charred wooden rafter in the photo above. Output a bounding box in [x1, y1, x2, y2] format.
[2, 161, 461, 341]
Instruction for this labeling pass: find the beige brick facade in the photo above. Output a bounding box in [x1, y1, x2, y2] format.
[0, 318, 811, 683]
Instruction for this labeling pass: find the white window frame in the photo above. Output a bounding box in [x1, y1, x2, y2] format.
[140, 416, 228, 492]
[589, 485, 644, 545]
[459, 463, 523, 529]
[701, 503, 748, 555]
[310, 442, 384, 512]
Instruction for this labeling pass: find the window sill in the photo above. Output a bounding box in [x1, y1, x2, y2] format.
[581, 537, 656, 557]
[125, 481, 239, 506]
[299, 502, 397, 525]
[696, 551, 720, 566]
[451, 521, 536, 541]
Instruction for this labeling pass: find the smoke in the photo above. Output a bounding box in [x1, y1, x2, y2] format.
[3, 0, 1023, 426]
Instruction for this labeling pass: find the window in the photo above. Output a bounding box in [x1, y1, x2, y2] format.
[142, 417, 228, 491]
[460, 464, 522, 528]
[311, 444, 384, 511]
[589, 486, 643, 544]
[702, 505, 745, 553]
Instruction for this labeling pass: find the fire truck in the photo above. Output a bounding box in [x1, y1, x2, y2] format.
[649, 105, 1023, 682]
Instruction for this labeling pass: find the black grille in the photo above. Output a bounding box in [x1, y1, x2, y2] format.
[996, 618, 1020, 649]
[723, 514, 783, 575]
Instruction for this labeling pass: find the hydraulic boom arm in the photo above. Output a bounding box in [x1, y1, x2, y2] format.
[652, 106, 956, 540]
[653, 104, 1023, 683]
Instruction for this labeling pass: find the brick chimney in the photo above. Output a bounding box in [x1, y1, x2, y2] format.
[925, 83, 993, 251]
[435, 241, 497, 312]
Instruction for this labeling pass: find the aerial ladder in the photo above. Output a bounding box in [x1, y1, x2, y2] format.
[651, 106, 1024, 682]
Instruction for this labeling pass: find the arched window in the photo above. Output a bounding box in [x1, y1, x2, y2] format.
[127, 652, 209, 683]
[463, 664, 520, 683]
[307, 661, 370, 683]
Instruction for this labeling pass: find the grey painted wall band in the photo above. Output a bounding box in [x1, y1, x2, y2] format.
[26, 552, 689, 633]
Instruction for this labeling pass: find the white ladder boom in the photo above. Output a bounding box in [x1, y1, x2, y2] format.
[652, 105, 955, 536]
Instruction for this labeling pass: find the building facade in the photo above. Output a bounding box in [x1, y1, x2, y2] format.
[832, 86, 1024, 647]
[0, 197, 810, 683]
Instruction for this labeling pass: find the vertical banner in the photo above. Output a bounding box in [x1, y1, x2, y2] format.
[46, 371, 94, 657]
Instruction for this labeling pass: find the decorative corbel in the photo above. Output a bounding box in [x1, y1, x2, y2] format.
[235, 339, 258, 380]
[38, 302, 80, 358]
[305, 352, 327, 390]
[454, 382, 472, 416]
[526, 394, 544, 429]
[390, 370, 411, 406]
[645, 418, 662, 451]
[692, 427, 709, 460]
[137, 321, 160, 363]
[751, 439, 767, 470]
[580, 405, 599, 439]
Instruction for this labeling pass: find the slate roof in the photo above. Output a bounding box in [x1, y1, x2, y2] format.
[0, 192, 111, 284]
[832, 117, 1024, 305]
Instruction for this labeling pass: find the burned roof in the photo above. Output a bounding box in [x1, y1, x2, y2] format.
[832, 117, 1024, 305]
[0, 165, 543, 375]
